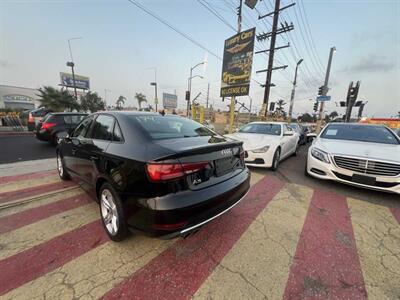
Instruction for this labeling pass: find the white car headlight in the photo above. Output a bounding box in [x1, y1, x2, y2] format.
[311, 147, 330, 164]
[251, 145, 270, 153]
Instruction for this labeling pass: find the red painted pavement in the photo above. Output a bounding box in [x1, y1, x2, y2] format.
[102, 175, 285, 300]
[0, 170, 57, 185]
[283, 189, 367, 300]
[390, 207, 400, 224]
[0, 180, 76, 203]
[0, 220, 108, 296]
[0, 193, 91, 234]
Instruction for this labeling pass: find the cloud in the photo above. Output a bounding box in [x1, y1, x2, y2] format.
[339, 54, 396, 73]
[0, 59, 14, 69]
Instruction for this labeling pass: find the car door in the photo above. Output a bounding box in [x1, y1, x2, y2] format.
[77, 114, 115, 184]
[281, 124, 293, 157]
[63, 115, 95, 175]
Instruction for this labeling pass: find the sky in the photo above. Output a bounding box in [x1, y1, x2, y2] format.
[1, 0, 399, 118]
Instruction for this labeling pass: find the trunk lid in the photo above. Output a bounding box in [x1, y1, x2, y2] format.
[152, 136, 245, 190]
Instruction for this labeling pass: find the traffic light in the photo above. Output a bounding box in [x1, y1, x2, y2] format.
[185, 91, 190, 101]
[313, 102, 319, 112]
[318, 86, 324, 96]
[269, 102, 275, 111]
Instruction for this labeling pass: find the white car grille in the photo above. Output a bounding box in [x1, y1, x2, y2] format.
[333, 156, 400, 177]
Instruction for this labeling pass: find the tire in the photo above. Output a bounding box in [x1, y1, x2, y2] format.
[304, 159, 311, 177]
[270, 148, 281, 171]
[99, 183, 129, 242]
[56, 152, 71, 180]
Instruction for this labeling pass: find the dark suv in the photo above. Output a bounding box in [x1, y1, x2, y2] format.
[35, 112, 87, 145]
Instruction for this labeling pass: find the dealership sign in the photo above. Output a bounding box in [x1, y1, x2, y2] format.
[3, 94, 33, 103]
[162, 93, 178, 109]
[60, 72, 90, 90]
[220, 28, 255, 98]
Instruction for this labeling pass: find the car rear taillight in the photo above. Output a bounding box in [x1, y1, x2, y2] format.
[41, 122, 57, 130]
[28, 113, 34, 123]
[146, 162, 208, 182]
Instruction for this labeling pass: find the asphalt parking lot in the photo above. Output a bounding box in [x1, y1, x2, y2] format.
[0, 143, 399, 299]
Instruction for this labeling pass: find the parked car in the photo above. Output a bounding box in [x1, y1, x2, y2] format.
[225, 122, 299, 171]
[56, 112, 251, 241]
[306, 123, 400, 194]
[302, 125, 317, 142]
[289, 123, 307, 145]
[35, 112, 87, 145]
[27, 108, 53, 131]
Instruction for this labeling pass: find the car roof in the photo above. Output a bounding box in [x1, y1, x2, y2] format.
[327, 122, 386, 127]
[49, 112, 88, 116]
[248, 121, 286, 125]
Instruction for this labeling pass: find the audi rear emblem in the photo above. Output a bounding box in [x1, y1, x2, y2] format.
[221, 149, 232, 156]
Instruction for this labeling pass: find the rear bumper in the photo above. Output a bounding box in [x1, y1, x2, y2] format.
[124, 168, 251, 237]
[35, 130, 51, 141]
[306, 150, 400, 194]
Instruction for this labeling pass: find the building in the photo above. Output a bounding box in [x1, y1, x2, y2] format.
[0, 85, 40, 110]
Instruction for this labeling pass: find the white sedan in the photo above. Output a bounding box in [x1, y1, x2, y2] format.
[225, 122, 299, 170]
[306, 123, 400, 194]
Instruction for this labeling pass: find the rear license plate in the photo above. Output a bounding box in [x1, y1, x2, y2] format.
[215, 157, 234, 177]
[352, 174, 376, 185]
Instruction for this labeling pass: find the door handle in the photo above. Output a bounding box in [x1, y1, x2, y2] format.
[72, 147, 77, 155]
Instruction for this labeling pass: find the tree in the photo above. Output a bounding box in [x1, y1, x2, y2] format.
[299, 113, 313, 123]
[135, 93, 147, 110]
[275, 99, 286, 117]
[80, 92, 105, 113]
[37, 86, 80, 112]
[116, 96, 126, 110]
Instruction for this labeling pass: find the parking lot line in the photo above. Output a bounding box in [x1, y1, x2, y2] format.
[0, 193, 92, 234]
[283, 189, 367, 299]
[0, 220, 108, 296]
[102, 175, 284, 300]
[348, 198, 400, 299]
[193, 184, 313, 300]
[0, 188, 83, 218]
[0, 180, 76, 204]
[0, 169, 57, 185]
[389, 207, 400, 224]
[0, 202, 98, 260]
[0, 174, 60, 194]
[2, 236, 174, 300]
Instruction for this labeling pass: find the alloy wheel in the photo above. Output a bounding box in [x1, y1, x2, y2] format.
[100, 189, 119, 236]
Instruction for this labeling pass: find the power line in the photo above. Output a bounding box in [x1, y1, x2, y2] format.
[126, 0, 222, 60]
[197, 0, 237, 32]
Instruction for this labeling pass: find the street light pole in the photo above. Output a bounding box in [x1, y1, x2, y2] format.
[316, 46, 336, 133]
[288, 58, 303, 121]
[187, 62, 205, 117]
[66, 37, 82, 101]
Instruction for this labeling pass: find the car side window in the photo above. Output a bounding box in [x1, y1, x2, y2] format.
[72, 116, 93, 138]
[113, 122, 124, 142]
[89, 115, 115, 141]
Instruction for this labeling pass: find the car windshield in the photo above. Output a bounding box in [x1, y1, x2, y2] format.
[321, 124, 400, 145]
[289, 124, 301, 132]
[238, 123, 281, 136]
[129, 115, 216, 140]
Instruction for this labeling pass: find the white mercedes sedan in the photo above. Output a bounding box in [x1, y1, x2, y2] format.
[225, 122, 299, 170]
[306, 123, 400, 194]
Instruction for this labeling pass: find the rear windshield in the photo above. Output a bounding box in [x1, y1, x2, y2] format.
[238, 123, 281, 136]
[321, 124, 400, 145]
[129, 115, 216, 140]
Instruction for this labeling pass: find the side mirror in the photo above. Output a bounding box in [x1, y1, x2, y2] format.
[284, 131, 294, 136]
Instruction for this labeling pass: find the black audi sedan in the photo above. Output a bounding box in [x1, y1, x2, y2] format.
[56, 112, 250, 241]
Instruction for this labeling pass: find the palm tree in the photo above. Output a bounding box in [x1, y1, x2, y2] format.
[80, 92, 105, 112]
[275, 99, 286, 117]
[116, 96, 126, 110]
[135, 93, 147, 110]
[36, 86, 80, 112]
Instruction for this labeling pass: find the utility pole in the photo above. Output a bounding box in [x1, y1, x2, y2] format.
[316, 46, 336, 133]
[206, 83, 210, 109]
[67, 37, 82, 101]
[257, 1, 295, 116]
[344, 81, 361, 122]
[228, 0, 243, 133]
[288, 58, 303, 121]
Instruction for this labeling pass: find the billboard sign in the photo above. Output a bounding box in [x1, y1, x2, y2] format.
[220, 28, 255, 98]
[162, 93, 177, 109]
[60, 72, 90, 90]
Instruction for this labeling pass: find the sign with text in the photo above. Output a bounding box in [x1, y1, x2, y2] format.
[316, 95, 331, 102]
[220, 28, 255, 98]
[162, 93, 177, 109]
[60, 72, 90, 90]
